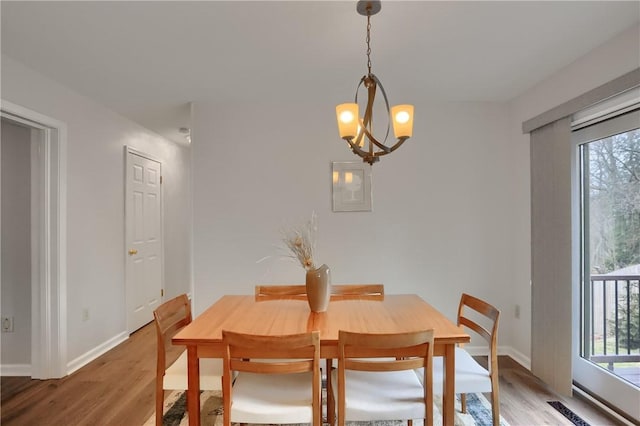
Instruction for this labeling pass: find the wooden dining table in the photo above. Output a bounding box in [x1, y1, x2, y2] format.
[172, 294, 469, 426]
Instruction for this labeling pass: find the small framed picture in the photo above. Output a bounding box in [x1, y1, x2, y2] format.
[332, 161, 372, 212]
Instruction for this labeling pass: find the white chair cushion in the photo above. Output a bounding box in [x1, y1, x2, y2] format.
[230, 371, 315, 424]
[163, 351, 223, 390]
[415, 347, 491, 394]
[331, 368, 426, 421]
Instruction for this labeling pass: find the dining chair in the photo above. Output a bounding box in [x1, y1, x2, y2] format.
[416, 293, 501, 426]
[222, 330, 322, 426]
[331, 329, 435, 426]
[153, 294, 223, 426]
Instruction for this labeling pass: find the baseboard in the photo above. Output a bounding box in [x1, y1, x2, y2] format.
[501, 346, 531, 370]
[462, 345, 532, 371]
[0, 363, 31, 376]
[66, 331, 128, 375]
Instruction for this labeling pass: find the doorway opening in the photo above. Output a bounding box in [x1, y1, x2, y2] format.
[1, 100, 67, 379]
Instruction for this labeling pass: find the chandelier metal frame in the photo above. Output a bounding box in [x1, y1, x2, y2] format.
[335, 0, 414, 165]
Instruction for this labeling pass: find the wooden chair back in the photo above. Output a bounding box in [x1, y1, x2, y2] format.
[336, 329, 435, 426]
[457, 293, 500, 362]
[254, 284, 307, 300]
[222, 330, 322, 426]
[254, 284, 384, 301]
[153, 294, 191, 378]
[331, 284, 384, 300]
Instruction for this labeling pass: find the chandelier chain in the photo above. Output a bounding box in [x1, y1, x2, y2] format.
[366, 13, 372, 75]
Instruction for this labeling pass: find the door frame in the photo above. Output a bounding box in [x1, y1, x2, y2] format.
[1, 99, 67, 379]
[124, 146, 164, 333]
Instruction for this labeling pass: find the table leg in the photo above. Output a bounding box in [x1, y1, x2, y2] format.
[326, 358, 334, 425]
[187, 345, 201, 426]
[442, 344, 455, 426]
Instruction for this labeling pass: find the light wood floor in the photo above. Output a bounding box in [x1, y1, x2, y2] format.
[1, 323, 625, 426]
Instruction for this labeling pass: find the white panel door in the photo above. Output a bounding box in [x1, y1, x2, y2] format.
[125, 150, 162, 333]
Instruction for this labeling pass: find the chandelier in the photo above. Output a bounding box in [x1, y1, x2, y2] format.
[335, 0, 414, 165]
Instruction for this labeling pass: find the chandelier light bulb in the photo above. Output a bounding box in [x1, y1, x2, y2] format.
[340, 111, 355, 124]
[395, 110, 410, 124]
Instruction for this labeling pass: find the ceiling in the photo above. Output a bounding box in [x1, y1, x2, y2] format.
[2, 1, 638, 144]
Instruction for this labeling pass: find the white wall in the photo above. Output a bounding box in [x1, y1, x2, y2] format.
[1, 119, 31, 365]
[506, 24, 640, 362]
[1, 54, 192, 370]
[191, 98, 516, 351]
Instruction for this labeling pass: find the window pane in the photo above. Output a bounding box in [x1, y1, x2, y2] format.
[582, 127, 640, 388]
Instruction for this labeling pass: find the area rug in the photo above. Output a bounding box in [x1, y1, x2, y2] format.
[143, 390, 510, 426]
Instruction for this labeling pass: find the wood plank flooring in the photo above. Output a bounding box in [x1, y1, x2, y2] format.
[1, 323, 626, 425]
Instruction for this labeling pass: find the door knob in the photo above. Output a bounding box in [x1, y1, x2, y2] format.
[128, 249, 138, 256]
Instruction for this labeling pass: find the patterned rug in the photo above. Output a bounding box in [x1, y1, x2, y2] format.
[143, 390, 510, 426]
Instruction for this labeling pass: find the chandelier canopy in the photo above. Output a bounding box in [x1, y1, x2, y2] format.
[335, 0, 414, 165]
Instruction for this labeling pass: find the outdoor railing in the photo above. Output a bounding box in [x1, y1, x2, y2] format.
[589, 274, 640, 371]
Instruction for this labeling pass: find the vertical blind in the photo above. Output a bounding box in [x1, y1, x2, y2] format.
[530, 117, 574, 396]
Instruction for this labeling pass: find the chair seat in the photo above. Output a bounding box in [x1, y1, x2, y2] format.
[415, 347, 491, 394]
[164, 351, 223, 390]
[331, 368, 426, 421]
[231, 371, 315, 424]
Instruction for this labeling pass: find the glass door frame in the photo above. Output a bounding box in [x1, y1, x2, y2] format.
[572, 108, 640, 422]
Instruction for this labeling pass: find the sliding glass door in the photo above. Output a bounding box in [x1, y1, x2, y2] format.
[573, 109, 639, 420]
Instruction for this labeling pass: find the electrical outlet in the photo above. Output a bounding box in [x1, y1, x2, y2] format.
[82, 309, 89, 322]
[515, 304, 521, 319]
[2, 317, 14, 332]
